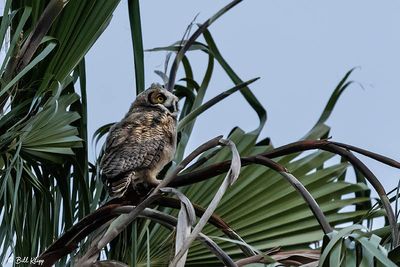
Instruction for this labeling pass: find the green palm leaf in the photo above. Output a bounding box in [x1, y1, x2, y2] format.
[130, 125, 378, 266]
[0, 1, 121, 265]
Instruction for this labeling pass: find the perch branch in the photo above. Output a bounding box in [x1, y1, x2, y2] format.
[75, 136, 224, 265]
[34, 195, 244, 266]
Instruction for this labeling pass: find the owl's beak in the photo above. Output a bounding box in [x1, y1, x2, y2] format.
[166, 100, 178, 114]
[174, 101, 179, 112]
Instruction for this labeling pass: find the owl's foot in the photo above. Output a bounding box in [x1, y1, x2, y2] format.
[109, 177, 131, 198]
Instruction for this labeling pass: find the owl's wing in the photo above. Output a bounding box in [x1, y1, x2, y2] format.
[100, 120, 166, 181]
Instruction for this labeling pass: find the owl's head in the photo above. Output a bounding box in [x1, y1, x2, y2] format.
[132, 83, 179, 116]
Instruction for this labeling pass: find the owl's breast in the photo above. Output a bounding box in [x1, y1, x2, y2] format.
[139, 111, 177, 176]
[138, 110, 176, 141]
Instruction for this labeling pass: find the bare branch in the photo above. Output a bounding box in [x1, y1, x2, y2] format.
[331, 141, 400, 169]
[170, 139, 399, 245]
[171, 139, 400, 187]
[75, 194, 161, 266]
[253, 156, 333, 234]
[322, 144, 398, 245]
[196, 234, 237, 267]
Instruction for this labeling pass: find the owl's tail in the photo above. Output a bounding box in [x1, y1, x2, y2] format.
[107, 173, 154, 199]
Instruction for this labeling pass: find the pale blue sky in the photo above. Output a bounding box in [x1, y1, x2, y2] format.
[86, 1, 400, 194]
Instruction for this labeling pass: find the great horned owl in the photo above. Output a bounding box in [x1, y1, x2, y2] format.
[100, 83, 179, 198]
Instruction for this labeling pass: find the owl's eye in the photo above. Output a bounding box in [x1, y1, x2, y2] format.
[156, 95, 165, 103]
[150, 92, 166, 104]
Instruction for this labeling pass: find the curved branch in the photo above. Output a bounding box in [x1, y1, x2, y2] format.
[323, 144, 398, 245]
[170, 139, 399, 245]
[169, 140, 331, 186]
[36, 204, 120, 267]
[253, 156, 333, 234]
[331, 141, 400, 169]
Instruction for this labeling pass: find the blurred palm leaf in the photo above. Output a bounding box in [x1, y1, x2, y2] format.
[0, 0, 120, 265]
[19, 92, 82, 160]
[320, 225, 397, 267]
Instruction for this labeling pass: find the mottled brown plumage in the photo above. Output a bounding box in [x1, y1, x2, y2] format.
[100, 83, 178, 197]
